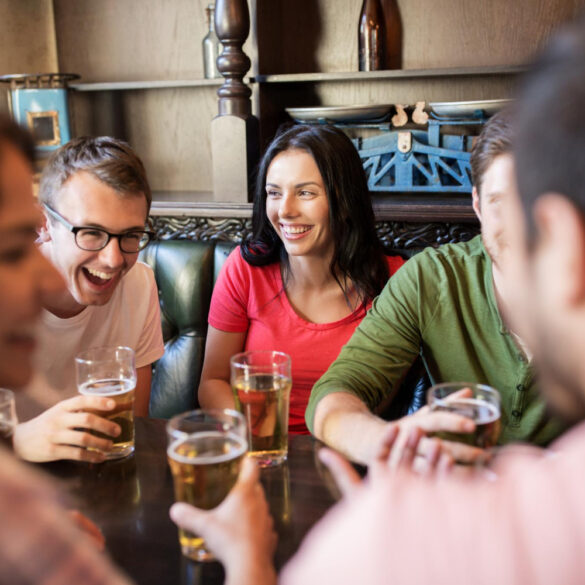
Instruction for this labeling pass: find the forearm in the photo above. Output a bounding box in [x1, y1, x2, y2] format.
[224, 558, 277, 585]
[198, 378, 236, 410]
[313, 392, 388, 465]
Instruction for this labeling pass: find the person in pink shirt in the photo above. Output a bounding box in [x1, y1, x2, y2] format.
[198, 124, 404, 433]
[172, 15, 585, 585]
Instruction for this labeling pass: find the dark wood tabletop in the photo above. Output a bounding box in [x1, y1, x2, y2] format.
[40, 417, 339, 585]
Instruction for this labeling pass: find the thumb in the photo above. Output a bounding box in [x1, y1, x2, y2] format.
[169, 502, 209, 534]
[236, 455, 260, 489]
[318, 448, 362, 498]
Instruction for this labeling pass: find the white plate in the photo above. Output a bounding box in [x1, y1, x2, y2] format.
[430, 99, 512, 117]
[286, 104, 392, 123]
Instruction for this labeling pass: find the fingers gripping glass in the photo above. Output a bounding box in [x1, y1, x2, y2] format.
[43, 204, 154, 253]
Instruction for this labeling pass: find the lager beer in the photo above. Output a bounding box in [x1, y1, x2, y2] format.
[76, 346, 137, 460]
[232, 373, 291, 467]
[0, 421, 13, 449]
[79, 378, 135, 459]
[431, 398, 501, 448]
[166, 415, 247, 562]
[428, 382, 501, 449]
[0, 388, 15, 450]
[230, 351, 292, 468]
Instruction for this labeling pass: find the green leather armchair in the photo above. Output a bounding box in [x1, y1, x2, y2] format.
[140, 239, 236, 418]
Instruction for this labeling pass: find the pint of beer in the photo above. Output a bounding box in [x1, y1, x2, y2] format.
[230, 351, 291, 468]
[427, 382, 501, 449]
[166, 409, 247, 562]
[75, 346, 137, 460]
[0, 388, 15, 449]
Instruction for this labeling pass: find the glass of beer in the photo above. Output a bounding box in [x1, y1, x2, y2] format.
[166, 409, 247, 562]
[427, 382, 501, 449]
[75, 346, 137, 460]
[0, 388, 16, 449]
[230, 351, 291, 468]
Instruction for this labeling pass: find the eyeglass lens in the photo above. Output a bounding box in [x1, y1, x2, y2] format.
[75, 228, 150, 253]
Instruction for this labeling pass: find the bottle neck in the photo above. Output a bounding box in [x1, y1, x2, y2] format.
[207, 9, 215, 33]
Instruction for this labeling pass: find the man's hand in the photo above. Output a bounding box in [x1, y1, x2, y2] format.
[319, 424, 454, 499]
[13, 395, 121, 463]
[169, 457, 277, 585]
[393, 404, 491, 464]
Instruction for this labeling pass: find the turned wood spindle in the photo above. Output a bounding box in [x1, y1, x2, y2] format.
[214, 0, 252, 117]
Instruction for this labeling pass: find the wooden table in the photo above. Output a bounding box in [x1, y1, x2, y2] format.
[41, 418, 339, 585]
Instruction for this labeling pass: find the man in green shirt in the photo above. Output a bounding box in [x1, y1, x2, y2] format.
[306, 111, 566, 464]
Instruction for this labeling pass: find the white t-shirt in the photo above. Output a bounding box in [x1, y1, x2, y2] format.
[17, 261, 164, 419]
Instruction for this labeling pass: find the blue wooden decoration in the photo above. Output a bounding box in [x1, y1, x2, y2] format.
[0, 73, 79, 154]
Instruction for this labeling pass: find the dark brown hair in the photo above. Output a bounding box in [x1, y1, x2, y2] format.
[0, 115, 35, 203]
[470, 108, 515, 194]
[515, 15, 585, 240]
[39, 136, 152, 215]
[242, 124, 389, 307]
[0, 115, 35, 164]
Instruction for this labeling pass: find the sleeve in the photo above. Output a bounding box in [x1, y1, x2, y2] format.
[0, 450, 133, 585]
[281, 447, 584, 585]
[305, 252, 437, 432]
[135, 264, 165, 369]
[208, 248, 251, 333]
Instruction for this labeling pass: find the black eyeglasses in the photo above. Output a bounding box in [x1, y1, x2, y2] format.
[43, 204, 154, 253]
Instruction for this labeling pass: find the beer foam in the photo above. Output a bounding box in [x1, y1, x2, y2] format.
[168, 431, 247, 464]
[78, 378, 135, 397]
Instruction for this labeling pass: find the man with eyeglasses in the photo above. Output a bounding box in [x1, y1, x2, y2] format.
[13, 136, 164, 463]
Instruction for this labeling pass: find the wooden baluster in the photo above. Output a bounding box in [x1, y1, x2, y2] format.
[211, 0, 259, 202]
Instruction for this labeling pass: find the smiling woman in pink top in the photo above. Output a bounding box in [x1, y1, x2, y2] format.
[198, 124, 404, 433]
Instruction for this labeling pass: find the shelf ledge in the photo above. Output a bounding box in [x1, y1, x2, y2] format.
[253, 64, 527, 84]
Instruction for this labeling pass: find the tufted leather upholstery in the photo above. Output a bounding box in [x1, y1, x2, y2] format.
[141, 240, 427, 420]
[140, 240, 236, 418]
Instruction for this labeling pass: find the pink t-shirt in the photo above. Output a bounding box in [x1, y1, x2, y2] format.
[208, 248, 404, 434]
[281, 422, 585, 585]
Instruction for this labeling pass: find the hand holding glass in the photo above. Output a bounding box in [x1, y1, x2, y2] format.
[75, 346, 137, 460]
[166, 409, 247, 562]
[427, 382, 501, 449]
[230, 351, 291, 467]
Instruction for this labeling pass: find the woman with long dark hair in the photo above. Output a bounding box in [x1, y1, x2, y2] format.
[198, 124, 404, 433]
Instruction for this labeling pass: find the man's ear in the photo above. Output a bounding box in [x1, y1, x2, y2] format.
[533, 193, 585, 306]
[37, 205, 52, 243]
[471, 186, 482, 223]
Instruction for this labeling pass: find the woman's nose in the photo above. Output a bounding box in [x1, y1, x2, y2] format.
[278, 192, 298, 218]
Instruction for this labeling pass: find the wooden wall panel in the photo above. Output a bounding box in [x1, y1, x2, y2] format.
[255, 0, 585, 73]
[70, 87, 218, 194]
[0, 0, 58, 113]
[53, 0, 253, 82]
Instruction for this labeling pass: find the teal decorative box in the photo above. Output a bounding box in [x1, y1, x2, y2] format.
[0, 73, 79, 155]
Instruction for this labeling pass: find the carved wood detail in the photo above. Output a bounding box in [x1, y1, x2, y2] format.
[215, 0, 252, 117]
[151, 215, 480, 249]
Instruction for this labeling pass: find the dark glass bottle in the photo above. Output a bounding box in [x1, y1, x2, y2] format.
[358, 0, 386, 71]
[381, 0, 403, 70]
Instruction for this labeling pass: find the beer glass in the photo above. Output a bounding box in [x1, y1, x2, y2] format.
[75, 346, 137, 460]
[427, 382, 501, 449]
[166, 409, 247, 562]
[0, 388, 16, 449]
[230, 351, 292, 467]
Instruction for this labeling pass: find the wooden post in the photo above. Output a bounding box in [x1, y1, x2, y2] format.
[211, 0, 259, 203]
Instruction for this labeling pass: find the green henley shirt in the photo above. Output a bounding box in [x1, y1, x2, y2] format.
[306, 236, 566, 446]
